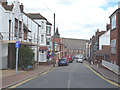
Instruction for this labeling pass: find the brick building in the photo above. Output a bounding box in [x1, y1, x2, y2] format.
[63, 38, 89, 57]
[88, 29, 106, 63]
[109, 7, 120, 66]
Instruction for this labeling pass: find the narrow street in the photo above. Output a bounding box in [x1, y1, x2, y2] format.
[16, 60, 117, 88]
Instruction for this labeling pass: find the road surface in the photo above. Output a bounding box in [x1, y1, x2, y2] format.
[17, 60, 117, 88]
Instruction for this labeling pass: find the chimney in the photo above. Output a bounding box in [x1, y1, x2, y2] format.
[118, 1, 120, 8]
[20, 3, 24, 12]
[0, 0, 7, 5]
[106, 24, 110, 31]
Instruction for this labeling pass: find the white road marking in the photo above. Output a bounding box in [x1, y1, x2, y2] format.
[67, 71, 71, 89]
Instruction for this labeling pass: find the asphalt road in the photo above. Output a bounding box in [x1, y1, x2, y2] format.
[17, 60, 117, 88]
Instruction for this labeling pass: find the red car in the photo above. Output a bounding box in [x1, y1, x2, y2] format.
[65, 55, 73, 63]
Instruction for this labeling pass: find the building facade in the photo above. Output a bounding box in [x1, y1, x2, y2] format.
[0, 0, 52, 69]
[63, 38, 89, 57]
[109, 7, 120, 66]
[26, 13, 52, 64]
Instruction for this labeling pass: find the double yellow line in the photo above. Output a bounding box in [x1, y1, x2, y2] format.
[8, 68, 56, 88]
[84, 62, 120, 87]
[7, 63, 120, 88]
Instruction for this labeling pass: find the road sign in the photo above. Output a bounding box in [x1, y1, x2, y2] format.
[15, 42, 19, 48]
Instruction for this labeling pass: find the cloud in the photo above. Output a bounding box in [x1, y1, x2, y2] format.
[57, 0, 75, 5]
[8, 0, 118, 39]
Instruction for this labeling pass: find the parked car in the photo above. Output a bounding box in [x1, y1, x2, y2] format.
[58, 58, 69, 66]
[76, 58, 83, 63]
[65, 55, 73, 63]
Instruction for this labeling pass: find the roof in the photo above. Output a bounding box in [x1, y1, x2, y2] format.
[47, 21, 52, 26]
[109, 8, 120, 18]
[2, 3, 23, 12]
[63, 38, 89, 50]
[55, 27, 60, 35]
[98, 31, 106, 37]
[23, 12, 41, 27]
[2, 4, 13, 11]
[39, 46, 48, 51]
[26, 13, 47, 20]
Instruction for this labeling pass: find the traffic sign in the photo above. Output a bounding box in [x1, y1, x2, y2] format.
[15, 42, 19, 48]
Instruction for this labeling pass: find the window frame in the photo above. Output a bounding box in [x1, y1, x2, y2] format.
[111, 13, 116, 30]
[41, 21, 44, 29]
[111, 39, 116, 54]
[41, 35, 44, 44]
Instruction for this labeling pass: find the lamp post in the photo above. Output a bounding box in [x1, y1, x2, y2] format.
[53, 13, 55, 67]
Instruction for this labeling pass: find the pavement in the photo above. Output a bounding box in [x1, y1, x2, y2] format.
[84, 60, 119, 84]
[1, 64, 54, 89]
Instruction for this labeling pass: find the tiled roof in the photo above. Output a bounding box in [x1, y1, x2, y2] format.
[26, 13, 47, 20]
[23, 12, 41, 27]
[2, 4, 23, 12]
[2, 5, 13, 11]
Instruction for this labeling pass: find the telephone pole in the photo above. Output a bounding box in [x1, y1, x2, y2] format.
[53, 13, 55, 67]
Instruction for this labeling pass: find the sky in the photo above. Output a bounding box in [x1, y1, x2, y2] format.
[8, 0, 119, 40]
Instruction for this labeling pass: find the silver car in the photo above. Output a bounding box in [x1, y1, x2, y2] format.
[76, 58, 83, 63]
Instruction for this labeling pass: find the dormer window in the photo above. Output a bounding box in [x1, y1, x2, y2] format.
[111, 14, 116, 30]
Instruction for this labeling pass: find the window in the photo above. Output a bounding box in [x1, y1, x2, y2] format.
[41, 21, 44, 29]
[111, 39, 116, 54]
[14, 19, 22, 38]
[47, 27, 49, 34]
[111, 14, 116, 30]
[46, 26, 51, 34]
[24, 31, 28, 40]
[47, 38, 50, 45]
[41, 35, 44, 44]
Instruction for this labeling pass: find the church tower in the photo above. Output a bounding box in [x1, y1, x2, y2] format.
[54, 27, 60, 38]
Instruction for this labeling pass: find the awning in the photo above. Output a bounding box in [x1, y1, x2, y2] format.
[39, 46, 48, 51]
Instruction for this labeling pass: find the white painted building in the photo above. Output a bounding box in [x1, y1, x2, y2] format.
[26, 13, 52, 63]
[99, 30, 110, 50]
[0, 3, 10, 69]
[0, 0, 41, 69]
